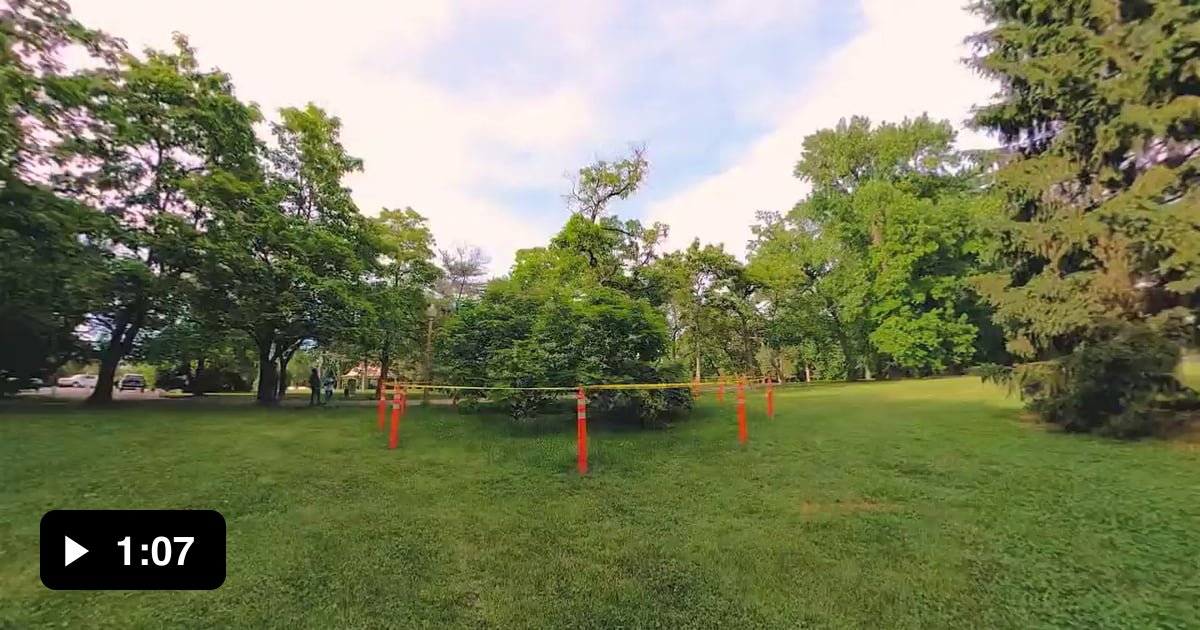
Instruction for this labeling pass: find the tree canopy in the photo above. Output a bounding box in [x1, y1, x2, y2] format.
[4, 0, 1196, 437]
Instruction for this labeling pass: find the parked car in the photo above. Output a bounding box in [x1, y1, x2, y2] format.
[118, 374, 147, 392]
[57, 374, 98, 388]
[4, 376, 42, 388]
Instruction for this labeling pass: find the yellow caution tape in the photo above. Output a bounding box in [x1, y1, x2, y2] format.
[392, 379, 746, 392]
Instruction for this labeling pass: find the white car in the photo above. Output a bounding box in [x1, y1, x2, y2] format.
[57, 374, 99, 388]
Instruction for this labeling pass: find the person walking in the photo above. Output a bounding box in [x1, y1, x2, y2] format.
[308, 368, 321, 406]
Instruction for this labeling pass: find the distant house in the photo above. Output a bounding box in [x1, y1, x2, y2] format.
[341, 364, 380, 390]
[341, 363, 418, 390]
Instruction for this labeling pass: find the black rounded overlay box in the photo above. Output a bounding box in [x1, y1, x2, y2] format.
[40, 510, 225, 590]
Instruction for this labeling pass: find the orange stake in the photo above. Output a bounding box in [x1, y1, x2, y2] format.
[737, 380, 747, 444]
[577, 386, 588, 474]
[389, 382, 401, 449]
[766, 374, 774, 419]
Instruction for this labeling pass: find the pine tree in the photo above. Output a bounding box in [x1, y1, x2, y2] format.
[968, 0, 1199, 435]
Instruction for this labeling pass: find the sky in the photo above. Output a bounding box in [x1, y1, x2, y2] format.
[70, 0, 998, 274]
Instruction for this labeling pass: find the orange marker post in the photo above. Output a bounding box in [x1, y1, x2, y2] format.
[737, 379, 747, 444]
[389, 382, 401, 449]
[377, 380, 388, 432]
[577, 387, 588, 475]
[766, 374, 774, 419]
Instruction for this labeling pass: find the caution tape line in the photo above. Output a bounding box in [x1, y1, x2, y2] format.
[391, 379, 793, 393]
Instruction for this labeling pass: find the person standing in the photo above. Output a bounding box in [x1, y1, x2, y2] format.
[308, 368, 321, 406]
[323, 371, 335, 405]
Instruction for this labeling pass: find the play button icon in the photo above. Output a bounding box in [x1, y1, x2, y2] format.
[64, 536, 88, 567]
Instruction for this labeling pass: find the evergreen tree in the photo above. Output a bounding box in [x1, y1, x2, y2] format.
[969, 0, 1199, 434]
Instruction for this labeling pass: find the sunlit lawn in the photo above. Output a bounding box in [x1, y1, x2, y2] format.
[2, 377, 1198, 628]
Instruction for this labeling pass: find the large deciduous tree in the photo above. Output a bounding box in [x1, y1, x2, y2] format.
[750, 116, 999, 379]
[968, 0, 1200, 435]
[360, 207, 438, 396]
[57, 34, 260, 403]
[0, 0, 117, 392]
[657, 242, 764, 379]
[194, 104, 378, 404]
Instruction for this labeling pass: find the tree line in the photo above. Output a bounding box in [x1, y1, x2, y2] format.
[3, 0, 1197, 435]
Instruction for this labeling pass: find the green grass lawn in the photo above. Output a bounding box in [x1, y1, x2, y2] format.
[2, 378, 1198, 629]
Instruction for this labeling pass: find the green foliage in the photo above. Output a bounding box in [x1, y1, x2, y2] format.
[437, 152, 686, 422]
[982, 323, 1194, 437]
[750, 116, 999, 378]
[346, 207, 439, 392]
[656, 242, 764, 377]
[437, 276, 680, 422]
[969, 0, 1199, 352]
[46, 33, 264, 403]
[566, 144, 648, 221]
[192, 104, 380, 403]
[0, 1, 119, 389]
[969, 0, 1199, 428]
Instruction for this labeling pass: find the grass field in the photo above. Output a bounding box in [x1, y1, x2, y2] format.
[2, 377, 1198, 628]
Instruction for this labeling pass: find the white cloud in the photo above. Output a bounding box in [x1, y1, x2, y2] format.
[646, 0, 998, 258]
[69, 0, 998, 272]
[68, 0, 593, 271]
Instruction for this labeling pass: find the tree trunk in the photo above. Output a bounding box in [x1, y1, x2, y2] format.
[88, 343, 121, 404]
[255, 341, 277, 405]
[805, 364, 812, 382]
[375, 345, 391, 399]
[277, 354, 291, 400]
[191, 357, 206, 396]
[87, 309, 139, 405]
[840, 340, 857, 381]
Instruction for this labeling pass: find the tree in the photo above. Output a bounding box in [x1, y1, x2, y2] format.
[968, 0, 1200, 434]
[749, 211, 870, 380]
[194, 104, 379, 404]
[657, 242, 764, 379]
[361, 207, 438, 396]
[138, 314, 257, 392]
[0, 0, 118, 392]
[54, 34, 260, 403]
[435, 149, 689, 423]
[555, 146, 670, 303]
[436, 244, 489, 308]
[566, 144, 647, 221]
[749, 116, 1001, 378]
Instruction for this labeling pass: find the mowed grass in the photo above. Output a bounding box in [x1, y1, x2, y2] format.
[2, 378, 1198, 629]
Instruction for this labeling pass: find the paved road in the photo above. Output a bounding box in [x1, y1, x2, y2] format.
[13, 387, 460, 406]
[18, 387, 164, 401]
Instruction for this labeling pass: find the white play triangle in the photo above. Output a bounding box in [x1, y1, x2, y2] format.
[64, 536, 88, 567]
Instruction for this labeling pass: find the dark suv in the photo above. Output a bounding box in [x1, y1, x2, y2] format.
[118, 374, 146, 392]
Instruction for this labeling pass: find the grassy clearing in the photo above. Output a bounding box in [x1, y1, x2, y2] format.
[1, 378, 1198, 628]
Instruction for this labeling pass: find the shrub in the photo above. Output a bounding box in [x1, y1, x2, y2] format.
[981, 323, 1194, 438]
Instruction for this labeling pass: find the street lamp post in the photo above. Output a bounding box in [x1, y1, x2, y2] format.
[424, 303, 437, 404]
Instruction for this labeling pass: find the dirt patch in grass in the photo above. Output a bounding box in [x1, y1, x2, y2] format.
[798, 500, 902, 518]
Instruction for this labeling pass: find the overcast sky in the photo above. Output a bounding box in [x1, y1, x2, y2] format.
[71, 0, 998, 274]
